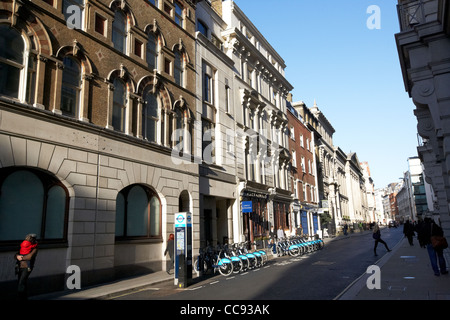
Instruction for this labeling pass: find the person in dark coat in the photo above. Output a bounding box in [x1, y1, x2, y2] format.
[418, 218, 448, 276]
[373, 223, 391, 256]
[164, 234, 175, 274]
[403, 220, 415, 246]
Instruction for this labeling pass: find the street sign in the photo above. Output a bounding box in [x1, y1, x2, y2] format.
[242, 201, 252, 213]
[174, 212, 192, 288]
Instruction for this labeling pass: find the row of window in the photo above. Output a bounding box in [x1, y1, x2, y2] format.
[292, 179, 317, 204]
[50, 0, 185, 31]
[44, 0, 187, 81]
[44, 0, 187, 82]
[0, 24, 189, 147]
[290, 127, 314, 152]
[0, 168, 163, 244]
[291, 150, 315, 175]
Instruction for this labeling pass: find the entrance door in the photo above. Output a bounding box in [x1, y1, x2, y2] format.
[301, 211, 308, 235]
[204, 209, 212, 246]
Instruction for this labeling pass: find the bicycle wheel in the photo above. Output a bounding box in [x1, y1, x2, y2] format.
[232, 258, 243, 273]
[218, 261, 233, 276]
[239, 256, 249, 271]
[259, 251, 268, 264]
[289, 246, 299, 256]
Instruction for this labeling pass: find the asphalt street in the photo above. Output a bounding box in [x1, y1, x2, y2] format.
[109, 227, 404, 300]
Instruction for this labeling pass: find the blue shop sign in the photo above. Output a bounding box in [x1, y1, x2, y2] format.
[242, 201, 253, 213]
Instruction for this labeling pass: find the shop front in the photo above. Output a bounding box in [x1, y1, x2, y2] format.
[240, 189, 269, 244]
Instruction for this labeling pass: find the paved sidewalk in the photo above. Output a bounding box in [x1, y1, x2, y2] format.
[30, 230, 450, 300]
[30, 270, 174, 300]
[337, 236, 450, 300]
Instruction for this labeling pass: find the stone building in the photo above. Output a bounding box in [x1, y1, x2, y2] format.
[0, 0, 200, 297]
[207, 0, 294, 242]
[194, 0, 237, 247]
[395, 0, 450, 232]
[345, 152, 368, 223]
[361, 161, 376, 222]
[292, 100, 369, 234]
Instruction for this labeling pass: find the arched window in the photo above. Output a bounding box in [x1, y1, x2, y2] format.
[115, 184, 161, 239]
[112, 10, 127, 54]
[112, 78, 127, 132]
[60, 56, 82, 117]
[146, 32, 158, 71]
[0, 168, 68, 243]
[0, 24, 36, 103]
[142, 87, 159, 142]
[0, 25, 24, 99]
[174, 50, 183, 87]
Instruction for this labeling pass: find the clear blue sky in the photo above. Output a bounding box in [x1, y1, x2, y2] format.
[234, 0, 419, 189]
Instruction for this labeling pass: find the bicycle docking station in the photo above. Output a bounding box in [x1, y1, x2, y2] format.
[174, 212, 192, 288]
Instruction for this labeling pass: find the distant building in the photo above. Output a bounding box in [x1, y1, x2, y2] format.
[361, 162, 376, 222]
[407, 157, 429, 219]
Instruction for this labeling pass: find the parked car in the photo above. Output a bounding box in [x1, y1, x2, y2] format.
[388, 220, 397, 228]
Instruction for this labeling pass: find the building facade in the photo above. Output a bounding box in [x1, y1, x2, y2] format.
[397, 171, 415, 222]
[0, 0, 201, 297]
[407, 157, 429, 219]
[212, 0, 294, 243]
[361, 161, 376, 222]
[345, 153, 368, 223]
[395, 0, 450, 234]
[287, 101, 319, 236]
[195, 0, 237, 248]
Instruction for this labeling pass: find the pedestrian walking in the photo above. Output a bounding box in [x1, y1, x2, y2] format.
[276, 227, 285, 240]
[164, 234, 175, 274]
[15, 234, 38, 300]
[403, 220, 415, 246]
[418, 217, 448, 276]
[269, 226, 276, 239]
[372, 223, 391, 256]
[343, 223, 348, 236]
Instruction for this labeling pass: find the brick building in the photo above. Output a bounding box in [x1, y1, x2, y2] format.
[0, 0, 200, 297]
[286, 101, 319, 236]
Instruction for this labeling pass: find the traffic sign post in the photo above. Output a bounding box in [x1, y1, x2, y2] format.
[174, 212, 192, 288]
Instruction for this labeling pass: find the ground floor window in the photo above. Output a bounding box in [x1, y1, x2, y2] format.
[115, 184, 161, 240]
[0, 167, 68, 243]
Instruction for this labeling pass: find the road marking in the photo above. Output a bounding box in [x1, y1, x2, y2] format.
[186, 286, 203, 291]
[210, 281, 220, 285]
[108, 287, 160, 299]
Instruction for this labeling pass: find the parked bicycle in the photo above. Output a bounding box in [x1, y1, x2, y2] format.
[194, 245, 234, 276]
